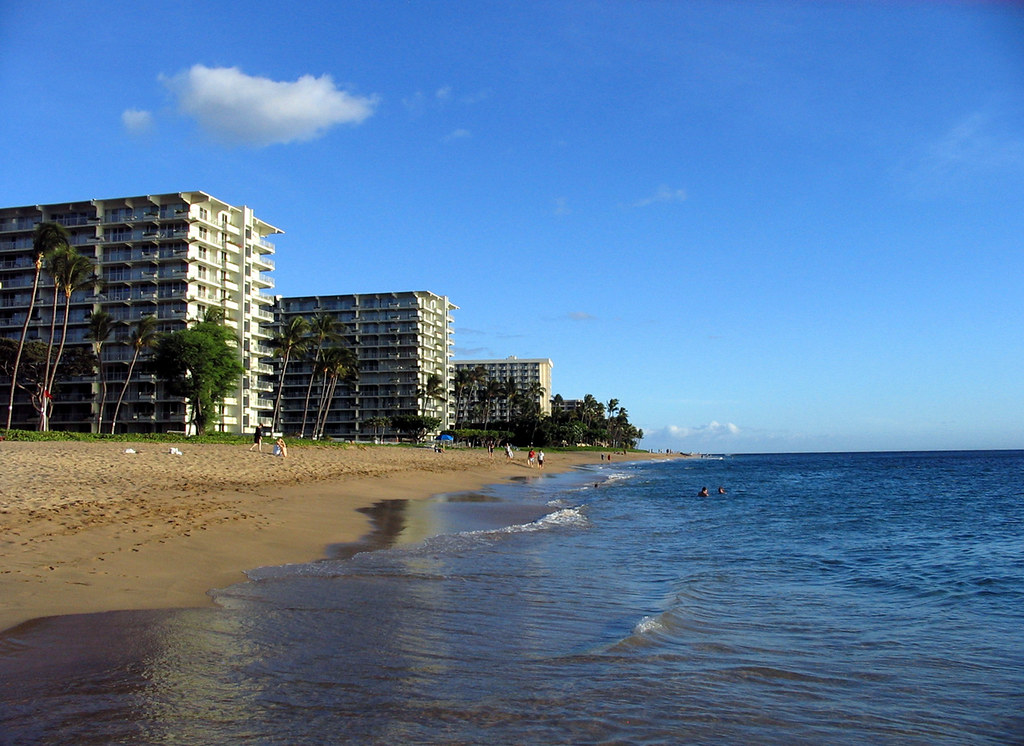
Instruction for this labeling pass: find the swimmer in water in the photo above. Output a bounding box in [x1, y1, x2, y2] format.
[698, 487, 709, 497]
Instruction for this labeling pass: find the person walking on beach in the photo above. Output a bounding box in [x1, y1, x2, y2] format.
[249, 424, 264, 452]
[528, 449, 536, 467]
[538, 450, 545, 469]
[505, 443, 514, 462]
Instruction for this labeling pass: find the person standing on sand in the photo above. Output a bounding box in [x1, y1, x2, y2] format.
[248, 424, 264, 452]
[506, 443, 514, 461]
[538, 450, 545, 469]
[528, 449, 536, 467]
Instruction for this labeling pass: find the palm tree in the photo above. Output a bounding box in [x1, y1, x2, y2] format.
[418, 372, 445, 417]
[452, 368, 476, 428]
[299, 312, 341, 438]
[501, 377, 518, 424]
[581, 394, 603, 428]
[313, 345, 358, 440]
[521, 381, 546, 416]
[269, 315, 309, 432]
[110, 315, 160, 433]
[550, 393, 565, 422]
[40, 248, 95, 429]
[480, 378, 504, 433]
[7, 222, 69, 431]
[86, 310, 115, 432]
[364, 415, 391, 443]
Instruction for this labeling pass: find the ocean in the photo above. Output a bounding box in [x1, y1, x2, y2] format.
[1, 451, 1022, 744]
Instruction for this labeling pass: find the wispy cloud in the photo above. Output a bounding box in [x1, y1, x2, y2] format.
[443, 128, 471, 142]
[629, 185, 688, 208]
[162, 65, 377, 146]
[567, 311, 596, 321]
[900, 112, 1024, 196]
[454, 346, 493, 357]
[121, 108, 154, 135]
[404, 86, 491, 114]
[927, 112, 1024, 171]
[553, 197, 571, 216]
[666, 421, 741, 439]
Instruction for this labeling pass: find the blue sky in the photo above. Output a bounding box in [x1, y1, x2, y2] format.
[2, 1, 1023, 453]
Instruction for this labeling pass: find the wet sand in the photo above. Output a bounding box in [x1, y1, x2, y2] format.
[0, 441, 674, 631]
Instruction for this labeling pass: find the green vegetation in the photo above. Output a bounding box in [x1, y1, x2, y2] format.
[151, 310, 244, 435]
[391, 414, 442, 442]
[455, 371, 643, 448]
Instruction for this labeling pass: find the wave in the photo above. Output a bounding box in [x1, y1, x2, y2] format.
[239, 505, 590, 584]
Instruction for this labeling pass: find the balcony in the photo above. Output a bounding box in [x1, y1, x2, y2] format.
[251, 253, 275, 270]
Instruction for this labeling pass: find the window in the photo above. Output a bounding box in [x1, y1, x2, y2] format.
[198, 226, 208, 240]
[199, 207, 208, 221]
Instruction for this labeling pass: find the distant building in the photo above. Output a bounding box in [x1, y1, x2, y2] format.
[551, 398, 584, 414]
[454, 356, 553, 423]
[275, 291, 457, 439]
[0, 192, 278, 433]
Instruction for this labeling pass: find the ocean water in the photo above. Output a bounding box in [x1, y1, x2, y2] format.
[1, 451, 1022, 744]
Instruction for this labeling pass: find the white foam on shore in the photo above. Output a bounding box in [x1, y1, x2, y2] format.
[240, 505, 590, 584]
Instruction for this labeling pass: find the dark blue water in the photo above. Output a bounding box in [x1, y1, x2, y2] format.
[2, 452, 1022, 744]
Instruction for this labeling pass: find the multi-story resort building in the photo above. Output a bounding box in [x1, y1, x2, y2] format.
[551, 397, 585, 415]
[454, 356, 553, 423]
[274, 292, 457, 440]
[0, 192, 279, 433]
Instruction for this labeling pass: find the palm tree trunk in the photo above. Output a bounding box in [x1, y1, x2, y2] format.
[313, 367, 334, 439]
[299, 344, 324, 438]
[110, 352, 140, 434]
[314, 374, 331, 440]
[318, 374, 340, 440]
[38, 286, 61, 430]
[6, 261, 42, 431]
[42, 293, 74, 429]
[272, 350, 291, 432]
[95, 362, 107, 432]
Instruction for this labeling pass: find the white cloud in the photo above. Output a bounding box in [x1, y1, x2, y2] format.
[899, 111, 1024, 197]
[163, 65, 377, 146]
[553, 197, 571, 216]
[630, 185, 688, 208]
[444, 128, 471, 141]
[122, 108, 153, 135]
[927, 112, 1024, 171]
[567, 311, 596, 321]
[667, 421, 741, 439]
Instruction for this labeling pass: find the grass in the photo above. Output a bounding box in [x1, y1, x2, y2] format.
[0, 429, 646, 453]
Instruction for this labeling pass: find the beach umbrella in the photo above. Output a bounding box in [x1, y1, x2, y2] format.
[437, 434, 454, 441]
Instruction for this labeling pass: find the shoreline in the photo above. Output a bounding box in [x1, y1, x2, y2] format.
[0, 441, 678, 632]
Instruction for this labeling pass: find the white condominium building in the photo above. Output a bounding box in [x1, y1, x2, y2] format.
[275, 291, 457, 439]
[454, 356, 553, 422]
[0, 191, 279, 433]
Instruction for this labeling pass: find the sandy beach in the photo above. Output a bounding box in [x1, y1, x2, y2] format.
[0, 441, 673, 632]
